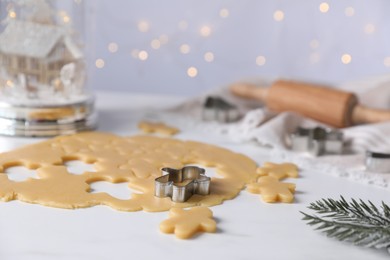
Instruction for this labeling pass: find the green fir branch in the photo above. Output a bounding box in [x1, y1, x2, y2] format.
[301, 196, 390, 253]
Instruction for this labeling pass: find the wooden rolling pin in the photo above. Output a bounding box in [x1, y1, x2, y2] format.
[230, 80, 390, 128]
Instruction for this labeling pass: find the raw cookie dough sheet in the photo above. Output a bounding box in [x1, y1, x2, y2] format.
[0, 132, 258, 212]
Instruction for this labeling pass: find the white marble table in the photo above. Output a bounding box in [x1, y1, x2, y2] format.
[0, 91, 388, 260]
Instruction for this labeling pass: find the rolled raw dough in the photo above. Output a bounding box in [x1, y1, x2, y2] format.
[0, 132, 258, 212]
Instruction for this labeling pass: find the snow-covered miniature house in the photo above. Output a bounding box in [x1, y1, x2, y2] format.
[0, 20, 83, 95]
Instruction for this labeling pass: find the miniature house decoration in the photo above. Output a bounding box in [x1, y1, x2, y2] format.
[0, 0, 96, 136]
[0, 20, 84, 98]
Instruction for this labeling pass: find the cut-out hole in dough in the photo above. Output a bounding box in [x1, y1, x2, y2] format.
[4, 166, 39, 182]
[184, 164, 222, 179]
[64, 160, 96, 175]
[89, 181, 139, 200]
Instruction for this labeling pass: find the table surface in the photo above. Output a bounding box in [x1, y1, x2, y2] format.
[0, 91, 388, 260]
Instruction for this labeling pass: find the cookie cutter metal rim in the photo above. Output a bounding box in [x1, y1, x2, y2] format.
[324, 130, 344, 154]
[290, 126, 344, 156]
[365, 151, 390, 173]
[154, 166, 211, 203]
[202, 96, 239, 123]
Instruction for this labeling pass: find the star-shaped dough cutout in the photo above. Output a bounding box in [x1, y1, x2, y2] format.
[247, 176, 296, 203]
[256, 162, 298, 180]
[160, 207, 216, 239]
[138, 121, 179, 136]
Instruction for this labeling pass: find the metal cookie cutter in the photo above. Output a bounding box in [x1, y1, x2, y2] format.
[366, 151, 390, 173]
[154, 166, 211, 203]
[290, 127, 344, 156]
[202, 96, 240, 123]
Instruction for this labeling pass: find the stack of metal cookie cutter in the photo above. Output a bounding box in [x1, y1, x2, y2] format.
[290, 126, 344, 156]
[154, 166, 211, 203]
[365, 151, 390, 173]
[202, 96, 240, 123]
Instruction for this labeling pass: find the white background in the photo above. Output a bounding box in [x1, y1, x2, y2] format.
[87, 0, 390, 96]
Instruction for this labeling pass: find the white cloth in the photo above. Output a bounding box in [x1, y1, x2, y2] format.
[166, 74, 390, 188]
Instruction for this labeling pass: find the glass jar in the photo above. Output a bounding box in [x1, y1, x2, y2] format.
[0, 0, 96, 136]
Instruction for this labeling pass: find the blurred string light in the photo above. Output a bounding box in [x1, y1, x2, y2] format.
[58, 11, 71, 23]
[200, 25, 212, 37]
[100, 10, 228, 70]
[180, 44, 191, 54]
[384, 57, 390, 67]
[98, 4, 390, 77]
[319, 2, 330, 13]
[8, 10, 16, 18]
[138, 50, 148, 61]
[187, 67, 198, 77]
[6, 80, 14, 88]
[150, 39, 161, 49]
[108, 42, 119, 53]
[137, 21, 150, 32]
[273, 10, 284, 21]
[345, 7, 355, 17]
[62, 15, 70, 23]
[364, 23, 375, 34]
[255, 56, 266, 66]
[341, 54, 352, 64]
[204, 52, 214, 62]
[95, 59, 105, 68]
[309, 39, 320, 49]
[219, 8, 229, 18]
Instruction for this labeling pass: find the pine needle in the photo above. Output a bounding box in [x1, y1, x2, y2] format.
[301, 196, 390, 253]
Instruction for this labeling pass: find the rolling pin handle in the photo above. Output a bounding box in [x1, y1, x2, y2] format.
[229, 82, 268, 102]
[352, 105, 390, 125]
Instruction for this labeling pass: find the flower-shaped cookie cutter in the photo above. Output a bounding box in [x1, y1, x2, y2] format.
[154, 166, 211, 203]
